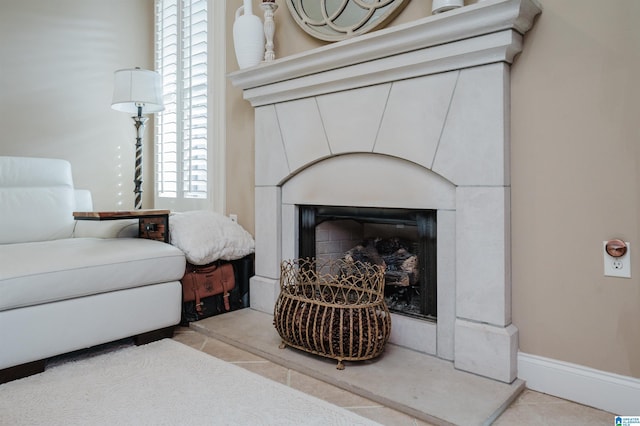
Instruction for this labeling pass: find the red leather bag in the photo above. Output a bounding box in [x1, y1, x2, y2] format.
[181, 261, 236, 314]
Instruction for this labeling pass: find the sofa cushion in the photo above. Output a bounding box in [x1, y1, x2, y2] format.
[0, 157, 76, 244]
[0, 238, 186, 311]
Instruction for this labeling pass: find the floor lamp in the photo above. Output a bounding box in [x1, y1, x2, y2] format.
[111, 68, 163, 210]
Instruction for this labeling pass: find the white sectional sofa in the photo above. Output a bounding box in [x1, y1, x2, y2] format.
[0, 156, 186, 382]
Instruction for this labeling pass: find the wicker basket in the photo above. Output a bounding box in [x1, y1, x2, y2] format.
[274, 258, 392, 369]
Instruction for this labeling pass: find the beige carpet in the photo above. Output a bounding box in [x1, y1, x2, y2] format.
[0, 339, 382, 426]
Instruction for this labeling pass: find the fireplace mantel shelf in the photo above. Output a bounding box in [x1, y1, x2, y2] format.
[229, 0, 541, 106]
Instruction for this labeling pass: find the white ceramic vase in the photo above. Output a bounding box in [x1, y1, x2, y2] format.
[432, 0, 464, 14]
[233, 0, 265, 69]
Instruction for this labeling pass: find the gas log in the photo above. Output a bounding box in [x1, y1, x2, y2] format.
[344, 238, 419, 287]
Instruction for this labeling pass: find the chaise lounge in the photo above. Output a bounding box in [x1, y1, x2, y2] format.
[0, 156, 186, 383]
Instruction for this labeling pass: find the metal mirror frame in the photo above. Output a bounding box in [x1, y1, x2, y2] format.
[285, 0, 410, 42]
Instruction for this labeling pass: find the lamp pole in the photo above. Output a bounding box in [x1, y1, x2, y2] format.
[133, 105, 147, 210]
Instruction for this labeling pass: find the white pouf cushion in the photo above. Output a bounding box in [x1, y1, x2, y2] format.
[169, 210, 255, 265]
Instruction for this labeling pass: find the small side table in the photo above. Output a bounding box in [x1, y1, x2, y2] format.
[73, 209, 171, 243]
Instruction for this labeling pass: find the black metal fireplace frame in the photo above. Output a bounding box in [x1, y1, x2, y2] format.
[298, 205, 437, 319]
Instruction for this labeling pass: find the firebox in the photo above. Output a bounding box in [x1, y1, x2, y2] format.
[298, 205, 437, 320]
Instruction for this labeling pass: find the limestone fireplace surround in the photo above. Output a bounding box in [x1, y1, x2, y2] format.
[230, 0, 541, 383]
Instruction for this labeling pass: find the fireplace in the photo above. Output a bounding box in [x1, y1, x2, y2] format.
[230, 0, 542, 383]
[298, 205, 437, 319]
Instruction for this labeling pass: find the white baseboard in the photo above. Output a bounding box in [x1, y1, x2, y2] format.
[518, 352, 640, 415]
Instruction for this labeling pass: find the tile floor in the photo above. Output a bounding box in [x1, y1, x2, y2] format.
[172, 327, 615, 426]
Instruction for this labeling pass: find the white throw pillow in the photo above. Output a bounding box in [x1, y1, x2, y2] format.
[169, 210, 255, 265]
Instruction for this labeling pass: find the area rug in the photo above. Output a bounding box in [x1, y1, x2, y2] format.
[0, 339, 381, 426]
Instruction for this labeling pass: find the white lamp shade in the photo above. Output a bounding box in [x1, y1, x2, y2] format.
[111, 68, 164, 114]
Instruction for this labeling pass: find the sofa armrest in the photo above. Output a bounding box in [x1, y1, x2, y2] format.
[73, 219, 138, 238]
[74, 189, 93, 211]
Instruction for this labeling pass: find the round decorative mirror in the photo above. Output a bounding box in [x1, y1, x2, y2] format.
[285, 0, 410, 42]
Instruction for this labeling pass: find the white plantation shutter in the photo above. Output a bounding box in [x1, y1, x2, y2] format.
[155, 0, 208, 201]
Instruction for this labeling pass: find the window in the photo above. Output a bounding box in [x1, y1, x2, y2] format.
[154, 0, 225, 211]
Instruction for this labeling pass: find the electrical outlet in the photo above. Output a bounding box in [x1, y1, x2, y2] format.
[229, 214, 238, 223]
[603, 241, 631, 278]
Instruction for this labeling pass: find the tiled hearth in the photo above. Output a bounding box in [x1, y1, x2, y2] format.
[230, 0, 542, 383]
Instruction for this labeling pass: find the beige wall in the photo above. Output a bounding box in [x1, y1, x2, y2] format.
[511, 0, 640, 378]
[0, 0, 155, 210]
[225, 0, 640, 379]
[225, 1, 256, 234]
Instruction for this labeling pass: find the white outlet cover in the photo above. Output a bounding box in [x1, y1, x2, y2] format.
[603, 241, 631, 278]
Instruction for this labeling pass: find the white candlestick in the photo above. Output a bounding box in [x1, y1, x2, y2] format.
[261, 2, 278, 62]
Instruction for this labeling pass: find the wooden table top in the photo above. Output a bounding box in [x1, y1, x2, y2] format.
[73, 209, 170, 220]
